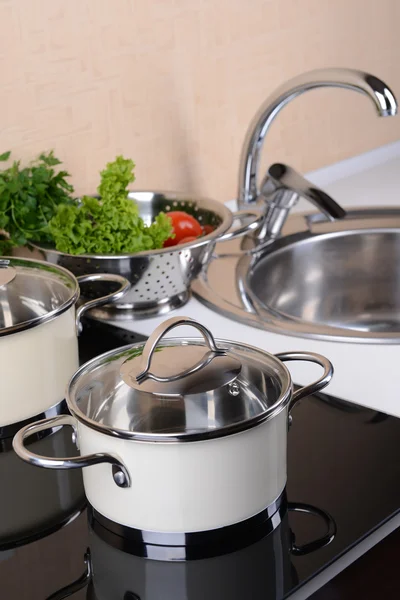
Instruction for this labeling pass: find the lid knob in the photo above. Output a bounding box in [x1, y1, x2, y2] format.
[120, 317, 242, 396]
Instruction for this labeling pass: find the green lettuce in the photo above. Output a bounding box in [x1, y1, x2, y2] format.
[49, 156, 172, 255]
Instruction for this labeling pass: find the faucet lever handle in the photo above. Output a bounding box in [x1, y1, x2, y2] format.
[262, 163, 346, 221]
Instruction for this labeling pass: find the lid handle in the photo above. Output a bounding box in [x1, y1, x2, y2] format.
[136, 317, 225, 384]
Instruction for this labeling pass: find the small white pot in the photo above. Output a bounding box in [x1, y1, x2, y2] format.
[13, 317, 333, 538]
[0, 257, 129, 433]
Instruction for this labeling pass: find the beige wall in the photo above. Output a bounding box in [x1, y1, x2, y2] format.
[1, 0, 400, 202]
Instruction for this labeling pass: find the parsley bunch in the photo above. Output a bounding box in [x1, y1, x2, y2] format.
[0, 151, 74, 255]
[49, 156, 173, 255]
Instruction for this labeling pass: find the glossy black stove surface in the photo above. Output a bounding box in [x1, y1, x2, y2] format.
[2, 320, 400, 599]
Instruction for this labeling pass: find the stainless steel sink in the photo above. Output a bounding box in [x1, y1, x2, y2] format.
[194, 68, 399, 344]
[193, 209, 400, 344]
[248, 229, 400, 334]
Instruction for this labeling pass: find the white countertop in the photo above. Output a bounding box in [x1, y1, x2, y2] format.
[109, 141, 400, 418]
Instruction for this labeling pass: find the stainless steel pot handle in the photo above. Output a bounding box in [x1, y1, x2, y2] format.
[275, 351, 333, 412]
[12, 415, 131, 489]
[46, 549, 141, 600]
[288, 502, 337, 556]
[217, 209, 265, 242]
[136, 316, 225, 383]
[46, 550, 92, 600]
[75, 273, 130, 334]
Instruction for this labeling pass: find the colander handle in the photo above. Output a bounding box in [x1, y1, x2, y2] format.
[75, 273, 130, 334]
[217, 209, 265, 242]
[136, 317, 225, 384]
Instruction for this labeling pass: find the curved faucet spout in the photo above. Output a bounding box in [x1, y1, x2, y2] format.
[238, 68, 398, 206]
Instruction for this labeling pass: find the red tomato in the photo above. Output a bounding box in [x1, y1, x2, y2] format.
[179, 236, 198, 244]
[163, 235, 178, 247]
[164, 212, 203, 245]
[202, 224, 215, 236]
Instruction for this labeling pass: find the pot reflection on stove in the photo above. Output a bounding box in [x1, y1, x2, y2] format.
[49, 501, 336, 600]
[313, 391, 390, 424]
[0, 427, 86, 550]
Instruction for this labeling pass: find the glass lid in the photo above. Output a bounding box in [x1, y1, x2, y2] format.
[0, 257, 78, 336]
[67, 318, 292, 442]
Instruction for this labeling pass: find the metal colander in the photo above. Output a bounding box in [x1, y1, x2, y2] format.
[30, 191, 261, 319]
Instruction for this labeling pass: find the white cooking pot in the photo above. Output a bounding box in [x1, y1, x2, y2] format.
[13, 317, 333, 538]
[0, 257, 129, 434]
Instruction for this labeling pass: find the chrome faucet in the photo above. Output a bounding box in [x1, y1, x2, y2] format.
[256, 162, 347, 241]
[238, 68, 398, 239]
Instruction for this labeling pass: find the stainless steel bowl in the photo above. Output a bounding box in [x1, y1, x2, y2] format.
[30, 191, 261, 319]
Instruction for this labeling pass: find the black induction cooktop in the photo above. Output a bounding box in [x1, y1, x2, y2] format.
[1, 319, 400, 599]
